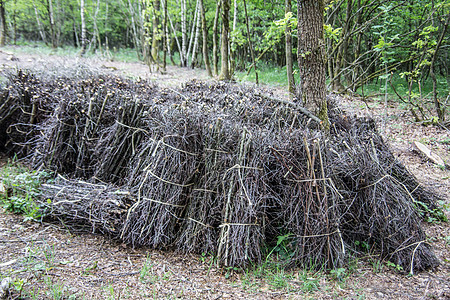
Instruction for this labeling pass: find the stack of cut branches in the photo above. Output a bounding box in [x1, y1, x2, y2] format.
[41, 175, 133, 237]
[0, 70, 443, 272]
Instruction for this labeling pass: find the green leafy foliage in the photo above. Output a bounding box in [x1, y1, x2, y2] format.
[0, 163, 52, 221]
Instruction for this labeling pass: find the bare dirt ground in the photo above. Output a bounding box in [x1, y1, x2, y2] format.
[0, 47, 449, 299]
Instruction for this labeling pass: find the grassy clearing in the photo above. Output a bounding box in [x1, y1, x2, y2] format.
[4, 41, 140, 63]
[234, 62, 300, 87]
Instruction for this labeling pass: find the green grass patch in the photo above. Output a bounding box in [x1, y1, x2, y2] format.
[4, 41, 141, 63]
[235, 62, 300, 87]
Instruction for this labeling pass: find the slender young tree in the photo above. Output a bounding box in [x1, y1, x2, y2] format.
[33, 0, 47, 45]
[47, 0, 57, 48]
[151, 0, 161, 66]
[180, 0, 187, 66]
[162, 0, 168, 71]
[430, 12, 450, 122]
[297, 0, 328, 128]
[243, 0, 258, 84]
[0, 0, 6, 46]
[80, 0, 87, 56]
[190, 0, 201, 68]
[199, 0, 212, 76]
[219, 0, 231, 80]
[91, 0, 102, 52]
[212, 0, 221, 76]
[285, 0, 295, 98]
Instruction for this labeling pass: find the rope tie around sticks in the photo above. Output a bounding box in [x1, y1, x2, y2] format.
[218, 222, 259, 228]
[147, 135, 198, 156]
[147, 169, 194, 188]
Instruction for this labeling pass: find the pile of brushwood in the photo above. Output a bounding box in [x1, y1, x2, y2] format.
[0, 69, 445, 273]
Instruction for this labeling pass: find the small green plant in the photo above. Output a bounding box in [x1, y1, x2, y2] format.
[11, 278, 25, 295]
[140, 254, 153, 283]
[329, 267, 347, 282]
[414, 199, 448, 223]
[354, 240, 370, 252]
[297, 270, 320, 292]
[104, 284, 115, 300]
[82, 261, 98, 276]
[443, 236, 450, 245]
[44, 276, 67, 300]
[0, 163, 52, 222]
[267, 268, 291, 290]
[371, 259, 383, 273]
[224, 266, 240, 279]
[385, 261, 403, 272]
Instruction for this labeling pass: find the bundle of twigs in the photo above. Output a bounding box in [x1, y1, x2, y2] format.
[30, 76, 157, 178]
[0, 71, 54, 155]
[120, 110, 201, 248]
[326, 116, 440, 272]
[40, 175, 133, 237]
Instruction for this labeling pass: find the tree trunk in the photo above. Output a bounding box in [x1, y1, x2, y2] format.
[151, 0, 161, 66]
[297, 0, 328, 128]
[125, 0, 143, 60]
[13, 0, 17, 45]
[47, 0, 57, 48]
[219, 0, 231, 80]
[92, 0, 102, 53]
[430, 12, 450, 122]
[33, 0, 47, 45]
[243, 0, 258, 84]
[199, 0, 212, 76]
[181, 0, 187, 66]
[168, 14, 182, 65]
[80, 0, 87, 56]
[285, 0, 295, 98]
[229, 0, 237, 74]
[162, 0, 168, 71]
[190, 0, 201, 68]
[186, 0, 199, 67]
[212, 0, 221, 76]
[0, 1, 7, 47]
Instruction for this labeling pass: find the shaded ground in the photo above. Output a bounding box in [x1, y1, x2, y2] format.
[0, 47, 449, 299]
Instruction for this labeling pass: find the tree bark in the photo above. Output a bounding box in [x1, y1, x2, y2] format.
[285, 0, 295, 98]
[151, 0, 161, 66]
[80, 0, 87, 56]
[430, 12, 450, 122]
[297, 0, 328, 128]
[33, 0, 47, 45]
[168, 13, 182, 65]
[190, 0, 201, 68]
[0, 1, 7, 46]
[91, 0, 102, 52]
[212, 0, 221, 76]
[181, 0, 187, 66]
[12, 0, 17, 45]
[218, 0, 231, 80]
[162, 0, 168, 71]
[47, 0, 57, 48]
[199, 0, 212, 76]
[186, 0, 199, 67]
[243, 0, 258, 84]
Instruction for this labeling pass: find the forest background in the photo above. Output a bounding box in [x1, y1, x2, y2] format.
[0, 0, 449, 122]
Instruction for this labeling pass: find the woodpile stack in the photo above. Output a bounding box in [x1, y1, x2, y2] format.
[0, 70, 443, 272]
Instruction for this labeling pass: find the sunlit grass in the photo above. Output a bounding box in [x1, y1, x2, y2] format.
[4, 41, 140, 63]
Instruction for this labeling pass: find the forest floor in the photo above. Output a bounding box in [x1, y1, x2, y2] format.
[0, 47, 449, 299]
